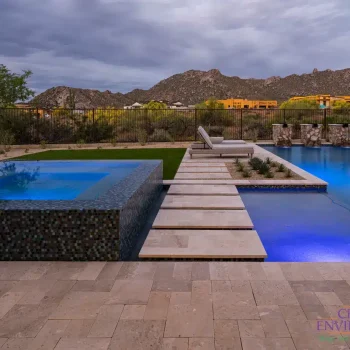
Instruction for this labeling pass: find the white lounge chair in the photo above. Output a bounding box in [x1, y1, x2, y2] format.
[195, 126, 245, 144]
[189, 126, 254, 158]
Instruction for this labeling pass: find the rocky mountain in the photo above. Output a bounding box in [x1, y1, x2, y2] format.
[31, 86, 134, 109]
[31, 68, 350, 107]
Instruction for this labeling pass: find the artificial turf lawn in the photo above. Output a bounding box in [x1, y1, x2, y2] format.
[14, 148, 186, 180]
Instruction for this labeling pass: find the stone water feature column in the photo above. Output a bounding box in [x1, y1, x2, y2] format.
[272, 124, 292, 147]
[301, 124, 322, 147]
[329, 124, 350, 147]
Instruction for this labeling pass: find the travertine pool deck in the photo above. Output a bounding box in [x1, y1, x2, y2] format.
[139, 230, 266, 259]
[177, 167, 229, 173]
[167, 184, 239, 196]
[141, 147, 267, 261]
[152, 209, 253, 229]
[2, 261, 350, 349]
[161, 195, 245, 209]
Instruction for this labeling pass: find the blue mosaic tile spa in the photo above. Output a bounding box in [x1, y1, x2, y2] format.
[0, 160, 163, 261]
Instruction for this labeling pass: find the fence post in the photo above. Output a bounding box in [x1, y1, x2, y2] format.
[283, 109, 286, 124]
[92, 109, 95, 143]
[323, 108, 327, 140]
[194, 109, 197, 141]
[240, 109, 243, 140]
[36, 107, 39, 143]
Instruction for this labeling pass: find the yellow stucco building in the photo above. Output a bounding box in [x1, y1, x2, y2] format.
[289, 95, 350, 107]
[216, 99, 278, 109]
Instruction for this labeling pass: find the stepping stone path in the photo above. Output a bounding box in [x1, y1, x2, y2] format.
[139, 150, 267, 260]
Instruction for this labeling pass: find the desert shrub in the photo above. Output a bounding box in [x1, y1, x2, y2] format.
[270, 161, 277, 168]
[285, 169, 292, 178]
[149, 129, 174, 142]
[223, 128, 233, 140]
[242, 113, 272, 140]
[110, 137, 117, 147]
[137, 129, 148, 145]
[76, 139, 85, 148]
[0, 130, 15, 151]
[265, 170, 274, 178]
[117, 114, 138, 133]
[242, 169, 252, 178]
[277, 164, 286, 172]
[258, 162, 270, 175]
[265, 157, 271, 164]
[73, 116, 114, 143]
[0, 109, 34, 144]
[153, 113, 194, 140]
[249, 157, 263, 170]
[237, 163, 245, 172]
[207, 126, 224, 136]
[116, 132, 137, 142]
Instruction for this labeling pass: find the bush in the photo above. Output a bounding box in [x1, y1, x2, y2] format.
[265, 170, 274, 178]
[0, 130, 15, 151]
[277, 164, 286, 172]
[237, 163, 245, 172]
[242, 169, 252, 178]
[258, 162, 270, 175]
[76, 139, 85, 148]
[249, 157, 263, 170]
[149, 129, 174, 142]
[285, 169, 292, 178]
[137, 129, 148, 145]
[153, 113, 194, 140]
[223, 128, 233, 140]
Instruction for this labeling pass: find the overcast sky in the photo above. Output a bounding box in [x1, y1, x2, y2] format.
[1, 0, 349, 95]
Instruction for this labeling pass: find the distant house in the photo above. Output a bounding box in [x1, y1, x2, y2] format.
[169, 102, 185, 109]
[124, 102, 143, 109]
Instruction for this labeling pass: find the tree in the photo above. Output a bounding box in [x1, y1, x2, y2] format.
[0, 64, 35, 107]
[332, 100, 350, 110]
[280, 99, 319, 109]
[195, 97, 224, 109]
[143, 100, 167, 109]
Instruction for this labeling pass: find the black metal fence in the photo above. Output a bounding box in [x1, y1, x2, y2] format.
[0, 108, 349, 144]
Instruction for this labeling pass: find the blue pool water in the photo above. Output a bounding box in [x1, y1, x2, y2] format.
[0, 161, 141, 200]
[240, 146, 350, 262]
[263, 146, 350, 207]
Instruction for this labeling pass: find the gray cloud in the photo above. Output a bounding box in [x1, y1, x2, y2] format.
[0, 0, 349, 95]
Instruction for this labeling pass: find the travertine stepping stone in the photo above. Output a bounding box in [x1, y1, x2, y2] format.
[152, 209, 253, 229]
[175, 173, 232, 179]
[168, 184, 239, 196]
[139, 229, 267, 259]
[161, 195, 245, 209]
[181, 163, 227, 167]
[177, 167, 229, 173]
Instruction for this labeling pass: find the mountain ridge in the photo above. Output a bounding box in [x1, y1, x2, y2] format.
[31, 68, 350, 108]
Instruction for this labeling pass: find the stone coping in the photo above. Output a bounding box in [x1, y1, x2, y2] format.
[173, 146, 328, 189]
[0, 160, 162, 210]
[139, 229, 267, 259]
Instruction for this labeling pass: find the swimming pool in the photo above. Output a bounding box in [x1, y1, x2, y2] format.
[241, 146, 350, 262]
[0, 160, 141, 200]
[0, 160, 163, 261]
[263, 146, 350, 207]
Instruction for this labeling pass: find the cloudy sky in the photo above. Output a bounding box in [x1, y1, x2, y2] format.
[1, 0, 349, 95]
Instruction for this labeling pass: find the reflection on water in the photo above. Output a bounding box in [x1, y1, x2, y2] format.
[0, 162, 40, 192]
